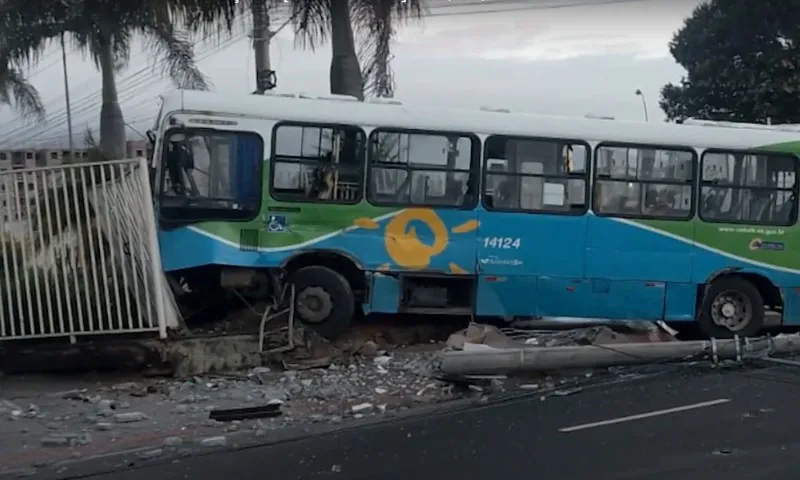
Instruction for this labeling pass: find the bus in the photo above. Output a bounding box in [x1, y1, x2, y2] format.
[148, 89, 800, 339]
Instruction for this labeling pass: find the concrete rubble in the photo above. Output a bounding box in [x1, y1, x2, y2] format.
[445, 320, 678, 352]
[0, 350, 462, 475]
[0, 318, 679, 476]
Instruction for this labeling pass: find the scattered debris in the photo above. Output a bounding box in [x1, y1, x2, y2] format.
[200, 436, 227, 448]
[351, 403, 373, 414]
[445, 321, 677, 353]
[137, 449, 163, 460]
[553, 388, 582, 397]
[114, 412, 147, 423]
[0, 318, 680, 475]
[164, 436, 183, 447]
[208, 403, 282, 422]
[282, 358, 333, 371]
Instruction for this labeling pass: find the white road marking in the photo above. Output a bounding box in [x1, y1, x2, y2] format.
[558, 398, 732, 433]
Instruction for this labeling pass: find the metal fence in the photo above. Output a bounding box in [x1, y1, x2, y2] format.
[0, 158, 178, 341]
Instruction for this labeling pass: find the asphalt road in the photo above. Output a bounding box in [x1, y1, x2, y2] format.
[49, 362, 800, 480]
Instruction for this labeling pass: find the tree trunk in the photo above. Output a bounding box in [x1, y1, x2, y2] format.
[329, 0, 363, 100]
[97, 41, 126, 160]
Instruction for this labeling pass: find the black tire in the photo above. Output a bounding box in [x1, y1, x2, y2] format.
[698, 276, 765, 339]
[288, 265, 355, 339]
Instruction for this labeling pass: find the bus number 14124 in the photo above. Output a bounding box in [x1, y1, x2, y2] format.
[483, 237, 521, 249]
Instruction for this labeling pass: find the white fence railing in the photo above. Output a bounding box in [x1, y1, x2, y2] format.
[0, 158, 179, 341]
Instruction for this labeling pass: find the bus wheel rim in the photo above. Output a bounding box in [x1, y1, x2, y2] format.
[710, 290, 752, 332]
[296, 286, 333, 324]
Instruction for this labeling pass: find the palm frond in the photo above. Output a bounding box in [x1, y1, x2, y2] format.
[110, 29, 134, 71]
[0, 0, 69, 67]
[170, 0, 250, 42]
[352, 0, 425, 98]
[141, 22, 210, 90]
[0, 59, 44, 120]
[356, 30, 379, 97]
[83, 128, 108, 162]
[290, 0, 331, 51]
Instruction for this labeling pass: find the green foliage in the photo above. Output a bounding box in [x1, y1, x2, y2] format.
[31, 130, 121, 243]
[0, 234, 143, 338]
[0, 57, 44, 119]
[0, 0, 214, 157]
[0, 0, 210, 89]
[660, 0, 800, 123]
[355, 0, 424, 98]
[201, 0, 425, 99]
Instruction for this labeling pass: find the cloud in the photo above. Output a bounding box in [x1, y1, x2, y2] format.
[396, 0, 697, 61]
[477, 32, 670, 61]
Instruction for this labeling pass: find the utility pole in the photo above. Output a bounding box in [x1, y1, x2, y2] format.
[440, 335, 800, 375]
[60, 34, 75, 163]
[252, 1, 277, 94]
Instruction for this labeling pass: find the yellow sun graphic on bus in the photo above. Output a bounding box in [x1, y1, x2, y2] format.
[353, 208, 478, 274]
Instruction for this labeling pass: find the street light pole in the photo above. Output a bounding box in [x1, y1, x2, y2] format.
[635, 89, 649, 122]
[60, 34, 75, 162]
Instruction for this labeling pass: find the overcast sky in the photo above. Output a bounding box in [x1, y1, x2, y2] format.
[0, 0, 702, 150]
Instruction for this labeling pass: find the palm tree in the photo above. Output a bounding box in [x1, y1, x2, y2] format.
[291, 0, 424, 100]
[352, 0, 423, 98]
[0, 57, 45, 120]
[0, 0, 210, 160]
[187, 0, 424, 100]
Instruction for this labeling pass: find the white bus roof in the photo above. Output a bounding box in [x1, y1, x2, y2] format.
[159, 90, 800, 151]
[683, 119, 800, 133]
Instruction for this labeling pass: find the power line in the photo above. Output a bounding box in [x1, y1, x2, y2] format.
[18, 26, 254, 147]
[5, 9, 281, 147]
[421, 0, 660, 17]
[2, 0, 663, 147]
[2, 19, 253, 147]
[0, 11, 253, 143]
[10, 32, 249, 147]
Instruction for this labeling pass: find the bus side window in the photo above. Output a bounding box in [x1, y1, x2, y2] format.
[482, 135, 589, 214]
[271, 123, 366, 204]
[699, 151, 797, 226]
[593, 144, 695, 220]
[367, 129, 478, 208]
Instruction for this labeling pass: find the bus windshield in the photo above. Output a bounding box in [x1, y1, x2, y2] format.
[159, 129, 264, 223]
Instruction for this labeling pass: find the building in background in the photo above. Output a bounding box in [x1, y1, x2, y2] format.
[0, 140, 148, 225]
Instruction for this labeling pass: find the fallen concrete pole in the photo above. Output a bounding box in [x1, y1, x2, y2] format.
[439, 335, 800, 376]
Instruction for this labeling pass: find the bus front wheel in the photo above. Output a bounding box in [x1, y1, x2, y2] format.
[698, 276, 765, 339]
[289, 265, 355, 339]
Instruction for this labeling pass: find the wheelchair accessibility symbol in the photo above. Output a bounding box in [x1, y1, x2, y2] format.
[265, 215, 287, 233]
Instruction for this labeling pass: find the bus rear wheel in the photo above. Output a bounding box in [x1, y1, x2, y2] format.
[289, 265, 355, 339]
[698, 276, 765, 339]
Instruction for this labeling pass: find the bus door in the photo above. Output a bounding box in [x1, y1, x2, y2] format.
[361, 129, 480, 315]
[585, 144, 695, 321]
[476, 136, 591, 318]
